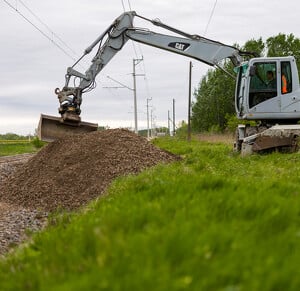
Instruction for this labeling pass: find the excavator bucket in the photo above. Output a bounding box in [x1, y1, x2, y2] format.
[37, 114, 98, 142]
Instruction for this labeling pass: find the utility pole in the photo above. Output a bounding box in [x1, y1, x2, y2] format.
[168, 110, 170, 135]
[146, 98, 152, 139]
[106, 57, 144, 135]
[133, 58, 144, 134]
[188, 61, 193, 142]
[150, 108, 157, 137]
[172, 98, 176, 136]
[150, 109, 153, 137]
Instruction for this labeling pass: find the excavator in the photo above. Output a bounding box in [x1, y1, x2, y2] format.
[38, 11, 300, 154]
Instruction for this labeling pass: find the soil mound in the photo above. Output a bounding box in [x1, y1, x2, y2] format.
[0, 129, 179, 212]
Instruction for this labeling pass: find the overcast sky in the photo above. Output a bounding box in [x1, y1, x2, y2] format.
[1, 0, 299, 135]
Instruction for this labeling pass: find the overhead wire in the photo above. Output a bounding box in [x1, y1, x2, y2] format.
[127, 0, 132, 11]
[120, 0, 138, 59]
[119, 0, 152, 118]
[17, 0, 79, 58]
[204, 0, 218, 36]
[122, 0, 151, 98]
[2, 0, 86, 68]
[121, 0, 126, 12]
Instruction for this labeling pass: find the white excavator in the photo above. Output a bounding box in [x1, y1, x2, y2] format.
[38, 11, 300, 154]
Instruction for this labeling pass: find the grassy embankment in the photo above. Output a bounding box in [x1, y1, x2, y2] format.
[1, 136, 300, 290]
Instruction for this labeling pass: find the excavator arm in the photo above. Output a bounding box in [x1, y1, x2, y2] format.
[39, 11, 251, 141]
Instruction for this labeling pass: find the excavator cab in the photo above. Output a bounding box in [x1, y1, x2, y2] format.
[235, 56, 300, 122]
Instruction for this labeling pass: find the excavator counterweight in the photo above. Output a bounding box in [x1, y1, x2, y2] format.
[38, 114, 98, 142]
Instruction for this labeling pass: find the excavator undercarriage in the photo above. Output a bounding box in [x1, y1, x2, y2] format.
[235, 124, 300, 155]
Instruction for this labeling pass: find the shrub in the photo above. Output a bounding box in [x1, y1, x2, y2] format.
[31, 137, 46, 149]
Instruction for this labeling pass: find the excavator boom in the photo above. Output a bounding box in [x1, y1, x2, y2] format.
[38, 11, 250, 141]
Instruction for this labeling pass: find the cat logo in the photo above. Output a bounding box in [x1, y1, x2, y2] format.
[168, 42, 190, 51]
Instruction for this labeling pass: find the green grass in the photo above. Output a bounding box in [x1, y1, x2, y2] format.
[0, 141, 40, 156]
[1, 137, 300, 290]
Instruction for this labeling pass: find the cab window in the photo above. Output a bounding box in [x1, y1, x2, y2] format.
[249, 62, 277, 108]
[235, 65, 247, 111]
[281, 61, 292, 94]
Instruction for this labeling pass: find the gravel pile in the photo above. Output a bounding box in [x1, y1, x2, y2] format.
[0, 129, 179, 212]
[0, 129, 178, 254]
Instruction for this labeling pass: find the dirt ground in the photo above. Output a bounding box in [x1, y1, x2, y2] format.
[196, 132, 234, 145]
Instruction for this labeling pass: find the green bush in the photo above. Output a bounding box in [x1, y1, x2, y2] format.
[225, 113, 256, 133]
[31, 137, 46, 149]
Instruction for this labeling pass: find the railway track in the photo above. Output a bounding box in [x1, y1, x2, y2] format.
[0, 153, 35, 184]
[0, 153, 35, 164]
[0, 152, 47, 255]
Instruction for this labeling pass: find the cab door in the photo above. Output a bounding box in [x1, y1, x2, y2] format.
[280, 60, 300, 113]
[248, 61, 280, 113]
[235, 65, 247, 116]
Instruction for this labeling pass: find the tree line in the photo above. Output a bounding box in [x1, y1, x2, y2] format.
[0, 133, 31, 140]
[191, 33, 300, 132]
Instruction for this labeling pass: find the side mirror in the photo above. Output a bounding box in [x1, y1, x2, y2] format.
[249, 66, 256, 76]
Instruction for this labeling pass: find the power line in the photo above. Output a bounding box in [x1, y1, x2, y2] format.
[119, 0, 143, 65]
[126, 0, 139, 59]
[119, 0, 152, 109]
[121, 0, 126, 12]
[125, 0, 152, 107]
[127, 0, 132, 11]
[204, 0, 218, 36]
[18, 0, 79, 58]
[2, 0, 78, 63]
